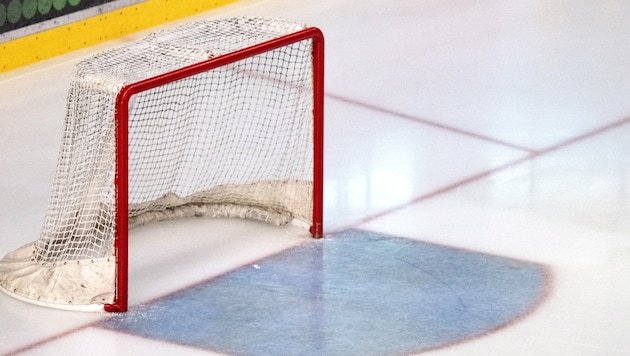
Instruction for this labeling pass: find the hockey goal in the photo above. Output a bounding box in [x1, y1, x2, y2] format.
[0, 17, 324, 312]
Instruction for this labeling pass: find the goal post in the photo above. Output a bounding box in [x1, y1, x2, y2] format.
[0, 17, 324, 312]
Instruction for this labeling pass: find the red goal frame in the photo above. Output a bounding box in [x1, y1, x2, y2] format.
[107, 27, 324, 312]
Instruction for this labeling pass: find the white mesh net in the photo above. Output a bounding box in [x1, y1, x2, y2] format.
[0, 17, 317, 308]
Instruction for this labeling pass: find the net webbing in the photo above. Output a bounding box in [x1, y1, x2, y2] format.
[0, 17, 315, 307]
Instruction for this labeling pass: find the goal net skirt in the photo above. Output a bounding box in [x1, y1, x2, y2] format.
[0, 17, 324, 312]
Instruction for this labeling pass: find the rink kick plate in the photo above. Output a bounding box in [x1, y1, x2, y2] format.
[99, 229, 549, 355]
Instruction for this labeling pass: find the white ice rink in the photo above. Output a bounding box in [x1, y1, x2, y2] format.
[1, 0, 630, 355]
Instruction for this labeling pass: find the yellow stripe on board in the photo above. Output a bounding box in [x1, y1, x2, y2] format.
[0, 0, 239, 72]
